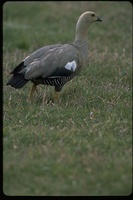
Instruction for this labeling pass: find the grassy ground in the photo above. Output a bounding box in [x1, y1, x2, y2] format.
[3, 1, 132, 196]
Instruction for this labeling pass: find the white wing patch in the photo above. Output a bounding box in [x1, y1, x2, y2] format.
[64, 61, 77, 71]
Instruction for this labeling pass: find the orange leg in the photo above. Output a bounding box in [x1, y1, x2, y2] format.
[29, 83, 37, 100]
[54, 91, 60, 103]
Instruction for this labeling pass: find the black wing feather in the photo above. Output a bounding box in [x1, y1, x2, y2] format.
[6, 62, 28, 88]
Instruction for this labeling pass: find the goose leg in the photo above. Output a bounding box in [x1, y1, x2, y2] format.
[54, 91, 60, 103]
[29, 83, 37, 100]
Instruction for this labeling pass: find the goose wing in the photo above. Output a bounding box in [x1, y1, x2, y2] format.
[18, 44, 79, 80]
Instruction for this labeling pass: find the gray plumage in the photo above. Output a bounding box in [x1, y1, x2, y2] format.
[6, 11, 102, 99]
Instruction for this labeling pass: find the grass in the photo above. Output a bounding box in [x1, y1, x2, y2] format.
[3, 1, 132, 196]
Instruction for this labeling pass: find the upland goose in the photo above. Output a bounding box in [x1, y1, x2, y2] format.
[6, 11, 102, 103]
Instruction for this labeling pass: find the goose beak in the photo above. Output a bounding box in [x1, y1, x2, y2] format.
[97, 17, 102, 22]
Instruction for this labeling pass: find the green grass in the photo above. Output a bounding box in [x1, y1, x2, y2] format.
[3, 1, 132, 196]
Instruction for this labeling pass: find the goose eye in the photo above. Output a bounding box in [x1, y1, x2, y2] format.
[91, 14, 95, 17]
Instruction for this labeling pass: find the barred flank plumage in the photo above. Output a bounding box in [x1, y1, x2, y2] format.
[32, 73, 75, 91]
